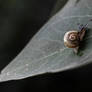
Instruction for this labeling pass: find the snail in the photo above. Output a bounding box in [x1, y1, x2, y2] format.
[64, 24, 87, 53]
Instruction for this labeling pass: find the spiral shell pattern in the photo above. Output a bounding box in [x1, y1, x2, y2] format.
[64, 31, 79, 48]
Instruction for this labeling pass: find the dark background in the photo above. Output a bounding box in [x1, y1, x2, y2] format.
[0, 0, 92, 92]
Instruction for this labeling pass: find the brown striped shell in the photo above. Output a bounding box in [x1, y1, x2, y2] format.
[64, 31, 80, 48]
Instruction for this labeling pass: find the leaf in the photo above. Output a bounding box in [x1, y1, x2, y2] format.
[0, 0, 92, 82]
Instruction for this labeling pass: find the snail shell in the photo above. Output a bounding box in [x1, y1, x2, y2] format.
[64, 30, 80, 48]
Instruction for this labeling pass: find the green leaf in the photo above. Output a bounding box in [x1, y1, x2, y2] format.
[0, 0, 92, 82]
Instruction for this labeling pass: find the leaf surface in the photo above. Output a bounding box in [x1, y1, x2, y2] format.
[0, 0, 92, 82]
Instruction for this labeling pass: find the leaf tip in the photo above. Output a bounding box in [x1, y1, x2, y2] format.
[0, 72, 14, 82]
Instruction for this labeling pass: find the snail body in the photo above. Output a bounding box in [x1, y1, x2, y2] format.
[64, 26, 86, 53]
